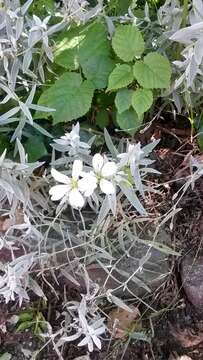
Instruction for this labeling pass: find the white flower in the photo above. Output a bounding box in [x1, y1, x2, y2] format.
[53, 123, 90, 156]
[49, 160, 97, 209]
[92, 154, 117, 195]
[118, 143, 144, 167]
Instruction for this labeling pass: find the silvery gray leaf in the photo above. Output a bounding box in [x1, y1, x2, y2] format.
[22, 49, 32, 73]
[32, 121, 54, 138]
[21, 0, 34, 15]
[10, 59, 20, 90]
[170, 22, 203, 44]
[97, 195, 110, 224]
[104, 128, 118, 158]
[0, 106, 20, 123]
[19, 101, 33, 123]
[15, 16, 23, 40]
[16, 138, 26, 164]
[106, 291, 133, 312]
[119, 183, 147, 215]
[194, 38, 203, 65]
[104, 15, 115, 38]
[189, 0, 203, 25]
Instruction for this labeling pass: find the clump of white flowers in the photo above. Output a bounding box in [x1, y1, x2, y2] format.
[49, 123, 159, 220]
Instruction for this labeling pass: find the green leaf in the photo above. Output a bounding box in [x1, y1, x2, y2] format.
[115, 89, 133, 114]
[195, 115, 203, 151]
[18, 312, 34, 322]
[25, 135, 48, 162]
[36, 73, 94, 124]
[0, 134, 11, 154]
[78, 22, 110, 65]
[54, 27, 82, 70]
[29, 0, 55, 16]
[133, 53, 171, 89]
[16, 321, 33, 332]
[82, 55, 115, 89]
[0, 353, 12, 360]
[96, 109, 110, 129]
[132, 88, 153, 118]
[107, 64, 133, 91]
[117, 108, 143, 134]
[112, 24, 145, 62]
[54, 22, 110, 71]
[130, 331, 151, 343]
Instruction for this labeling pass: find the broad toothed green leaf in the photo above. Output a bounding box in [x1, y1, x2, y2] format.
[112, 24, 145, 62]
[107, 64, 133, 91]
[36, 73, 94, 124]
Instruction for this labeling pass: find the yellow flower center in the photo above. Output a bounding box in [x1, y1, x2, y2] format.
[71, 179, 78, 189]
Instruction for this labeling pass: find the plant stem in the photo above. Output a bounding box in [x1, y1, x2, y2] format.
[181, 0, 189, 28]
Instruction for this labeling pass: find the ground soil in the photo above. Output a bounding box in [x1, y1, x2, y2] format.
[1, 116, 203, 360]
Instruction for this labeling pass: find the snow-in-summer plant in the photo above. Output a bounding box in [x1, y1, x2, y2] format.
[49, 122, 160, 221]
[0, 253, 44, 306]
[56, 295, 106, 353]
[0, 0, 104, 154]
[158, 0, 203, 111]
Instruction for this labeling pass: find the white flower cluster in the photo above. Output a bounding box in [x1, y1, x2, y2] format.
[49, 123, 159, 215]
[49, 154, 119, 209]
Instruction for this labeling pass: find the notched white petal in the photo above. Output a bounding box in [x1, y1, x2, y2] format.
[78, 174, 97, 197]
[100, 179, 115, 195]
[101, 162, 117, 177]
[72, 160, 83, 180]
[49, 185, 69, 201]
[92, 153, 104, 173]
[51, 168, 70, 184]
[68, 189, 85, 209]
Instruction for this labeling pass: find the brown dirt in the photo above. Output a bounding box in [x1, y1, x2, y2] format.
[1, 117, 203, 360]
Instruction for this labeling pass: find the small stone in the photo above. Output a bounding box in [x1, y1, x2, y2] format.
[181, 255, 203, 313]
[86, 229, 170, 298]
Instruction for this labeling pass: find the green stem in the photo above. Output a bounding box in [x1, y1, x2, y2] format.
[176, 0, 189, 58]
[181, 0, 189, 28]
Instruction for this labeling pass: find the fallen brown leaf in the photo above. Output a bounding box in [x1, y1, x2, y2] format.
[170, 324, 203, 348]
[107, 305, 141, 339]
[0, 211, 24, 233]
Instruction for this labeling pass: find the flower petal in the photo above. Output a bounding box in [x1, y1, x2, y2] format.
[72, 160, 83, 180]
[49, 185, 70, 201]
[100, 179, 115, 194]
[78, 174, 97, 197]
[51, 168, 70, 184]
[101, 161, 117, 177]
[92, 153, 104, 173]
[68, 189, 85, 208]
